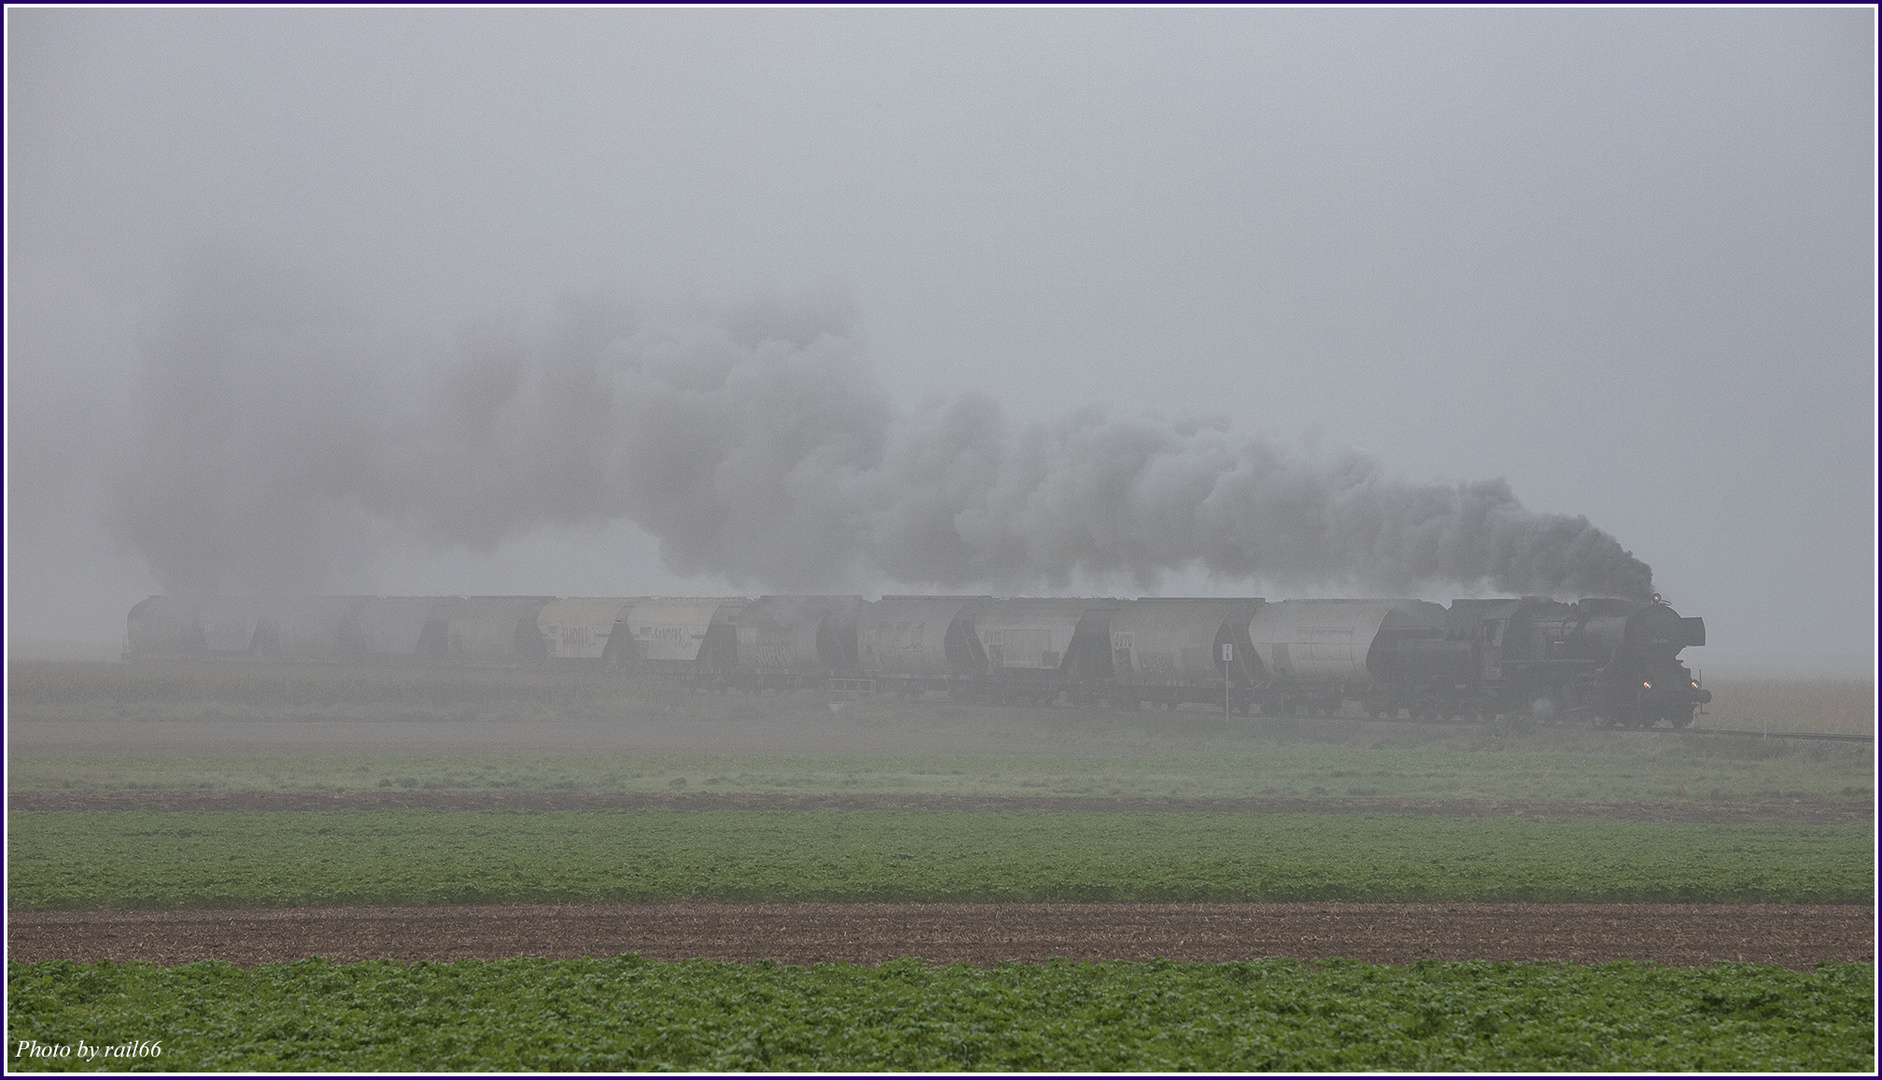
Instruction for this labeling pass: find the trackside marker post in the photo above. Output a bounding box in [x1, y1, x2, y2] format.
[1222, 643, 1233, 720]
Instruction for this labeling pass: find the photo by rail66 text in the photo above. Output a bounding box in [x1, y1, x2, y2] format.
[13, 1039, 162, 1061]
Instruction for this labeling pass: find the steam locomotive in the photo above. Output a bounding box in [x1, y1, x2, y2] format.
[124, 592, 1710, 728]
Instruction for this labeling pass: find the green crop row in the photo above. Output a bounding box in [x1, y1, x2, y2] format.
[7, 955, 1873, 1072]
[11, 734, 1874, 804]
[9, 811, 1872, 909]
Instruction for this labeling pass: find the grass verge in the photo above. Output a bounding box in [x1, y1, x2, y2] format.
[11, 663, 1872, 735]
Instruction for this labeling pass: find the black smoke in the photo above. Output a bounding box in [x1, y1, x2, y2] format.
[109, 262, 1655, 602]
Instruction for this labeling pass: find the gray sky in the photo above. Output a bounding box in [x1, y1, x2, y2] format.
[6, 7, 1875, 675]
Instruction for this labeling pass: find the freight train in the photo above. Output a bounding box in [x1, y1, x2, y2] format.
[123, 592, 1710, 728]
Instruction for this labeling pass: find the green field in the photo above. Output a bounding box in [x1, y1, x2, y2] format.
[8, 664, 1873, 1072]
[12, 736, 1875, 805]
[9, 810, 1871, 909]
[7, 955, 1872, 1072]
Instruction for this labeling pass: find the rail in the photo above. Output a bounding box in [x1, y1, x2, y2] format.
[1679, 727, 1873, 744]
[1346, 713, 1872, 743]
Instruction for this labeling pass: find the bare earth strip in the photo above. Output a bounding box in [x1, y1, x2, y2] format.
[9, 791, 1871, 825]
[8, 902, 1871, 970]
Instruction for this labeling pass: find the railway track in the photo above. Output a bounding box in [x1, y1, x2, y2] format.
[1322, 711, 1872, 743]
[1680, 727, 1874, 744]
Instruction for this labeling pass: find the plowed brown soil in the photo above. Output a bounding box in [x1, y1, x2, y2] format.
[15, 794, 1869, 970]
[10, 790, 1870, 824]
[9, 902, 1870, 970]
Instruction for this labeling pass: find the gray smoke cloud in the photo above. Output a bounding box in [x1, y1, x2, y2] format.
[109, 260, 1655, 601]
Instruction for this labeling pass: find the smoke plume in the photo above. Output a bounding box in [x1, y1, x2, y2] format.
[109, 264, 1655, 601]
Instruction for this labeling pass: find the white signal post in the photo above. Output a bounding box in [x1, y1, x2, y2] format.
[1222, 643, 1233, 720]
